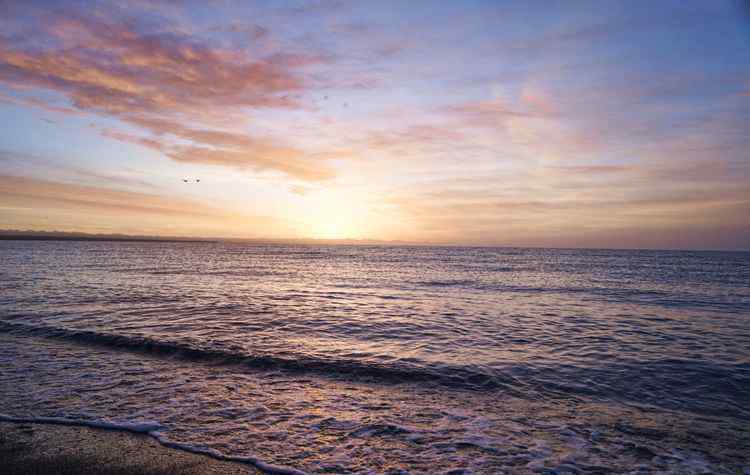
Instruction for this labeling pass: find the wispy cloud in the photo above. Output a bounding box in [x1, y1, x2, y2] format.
[0, 174, 286, 237]
[0, 90, 82, 115]
[0, 13, 307, 112]
[363, 125, 465, 151]
[0, 148, 158, 190]
[0, 9, 337, 181]
[544, 165, 632, 175]
[443, 99, 539, 126]
[0, 0, 747, 247]
[0, 174, 220, 218]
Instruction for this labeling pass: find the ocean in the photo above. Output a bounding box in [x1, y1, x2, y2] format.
[1, 241, 748, 474]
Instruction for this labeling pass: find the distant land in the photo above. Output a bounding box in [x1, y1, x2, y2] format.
[0, 230, 214, 243]
[2, 230, 746, 251]
[0, 229, 414, 246]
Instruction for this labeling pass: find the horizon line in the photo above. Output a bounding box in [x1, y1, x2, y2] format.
[1, 229, 747, 253]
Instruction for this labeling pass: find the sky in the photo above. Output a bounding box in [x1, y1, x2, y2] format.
[0, 0, 749, 249]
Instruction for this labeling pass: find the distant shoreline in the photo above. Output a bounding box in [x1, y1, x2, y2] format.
[0, 235, 214, 243]
[0, 231, 746, 252]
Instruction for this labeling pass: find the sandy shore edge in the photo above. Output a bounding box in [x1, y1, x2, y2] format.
[0, 421, 261, 474]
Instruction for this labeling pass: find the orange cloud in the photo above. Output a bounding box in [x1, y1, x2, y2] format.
[382, 152, 750, 247]
[390, 186, 750, 246]
[3, 14, 306, 113]
[0, 174, 285, 237]
[545, 165, 632, 175]
[0, 90, 83, 115]
[0, 174, 219, 218]
[99, 129, 164, 152]
[166, 146, 335, 181]
[0, 12, 338, 181]
[364, 125, 465, 150]
[443, 99, 535, 128]
[100, 116, 336, 181]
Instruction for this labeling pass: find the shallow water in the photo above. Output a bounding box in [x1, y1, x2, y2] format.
[1, 241, 749, 473]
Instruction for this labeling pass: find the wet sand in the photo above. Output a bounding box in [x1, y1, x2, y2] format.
[0, 421, 260, 475]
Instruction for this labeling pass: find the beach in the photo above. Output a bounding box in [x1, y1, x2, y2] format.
[0, 422, 259, 475]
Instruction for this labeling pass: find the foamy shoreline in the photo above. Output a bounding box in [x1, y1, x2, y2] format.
[0, 420, 261, 474]
[0, 415, 314, 475]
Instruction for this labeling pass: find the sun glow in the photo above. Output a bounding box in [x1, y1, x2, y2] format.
[297, 189, 371, 240]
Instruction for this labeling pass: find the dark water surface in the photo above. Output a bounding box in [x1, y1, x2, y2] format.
[1, 242, 749, 473]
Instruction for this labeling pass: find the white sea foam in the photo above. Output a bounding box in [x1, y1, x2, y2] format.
[0, 413, 309, 475]
[152, 433, 309, 475]
[1, 334, 745, 474]
[0, 413, 162, 433]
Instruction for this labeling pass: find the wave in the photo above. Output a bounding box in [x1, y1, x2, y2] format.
[416, 279, 477, 287]
[0, 413, 307, 475]
[1, 320, 748, 420]
[0, 320, 516, 392]
[412, 280, 748, 313]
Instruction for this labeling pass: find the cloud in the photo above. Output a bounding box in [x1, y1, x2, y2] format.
[0, 8, 338, 181]
[100, 116, 336, 181]
[0, 148, 159, 190]
[545, 165, 632, 175]
[0, 89, 83, 115]
[364, 125, 465, 150]
[166, 146, 334, 181]
[0, 174, 220, 218]
[443, 99, 537, 127]
[99, 129, 164, 152]
[0, 174, 285, 237]
[440, 72, 748, 166]
[0, 14, 307, 113]
[390, 184, 750, 247]
[212, 22, 269, 40]
[382, 151, 750, 248]
[290, 185, 310, 196]
[436, 92, 601, 162]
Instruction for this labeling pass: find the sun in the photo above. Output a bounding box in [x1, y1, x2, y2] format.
[296, 189, 370, 240]
[311, 218, 358, 240]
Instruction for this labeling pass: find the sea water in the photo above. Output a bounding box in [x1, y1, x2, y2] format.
[1, 241, 748, 474]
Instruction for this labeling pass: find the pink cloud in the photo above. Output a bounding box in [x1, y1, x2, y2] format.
[166, 146, 335, 181]
[443, 99, 534, 128]
[0, 90, 83, 115]
[0, 174, 221, 218]
[365, 125, 465, 150]
[100, 116, 336, 181]
[545, 165, 632, 175]
[99, 129, 165, 152]
[0, 174, 291, 237]
[0, 11, 338, 181]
